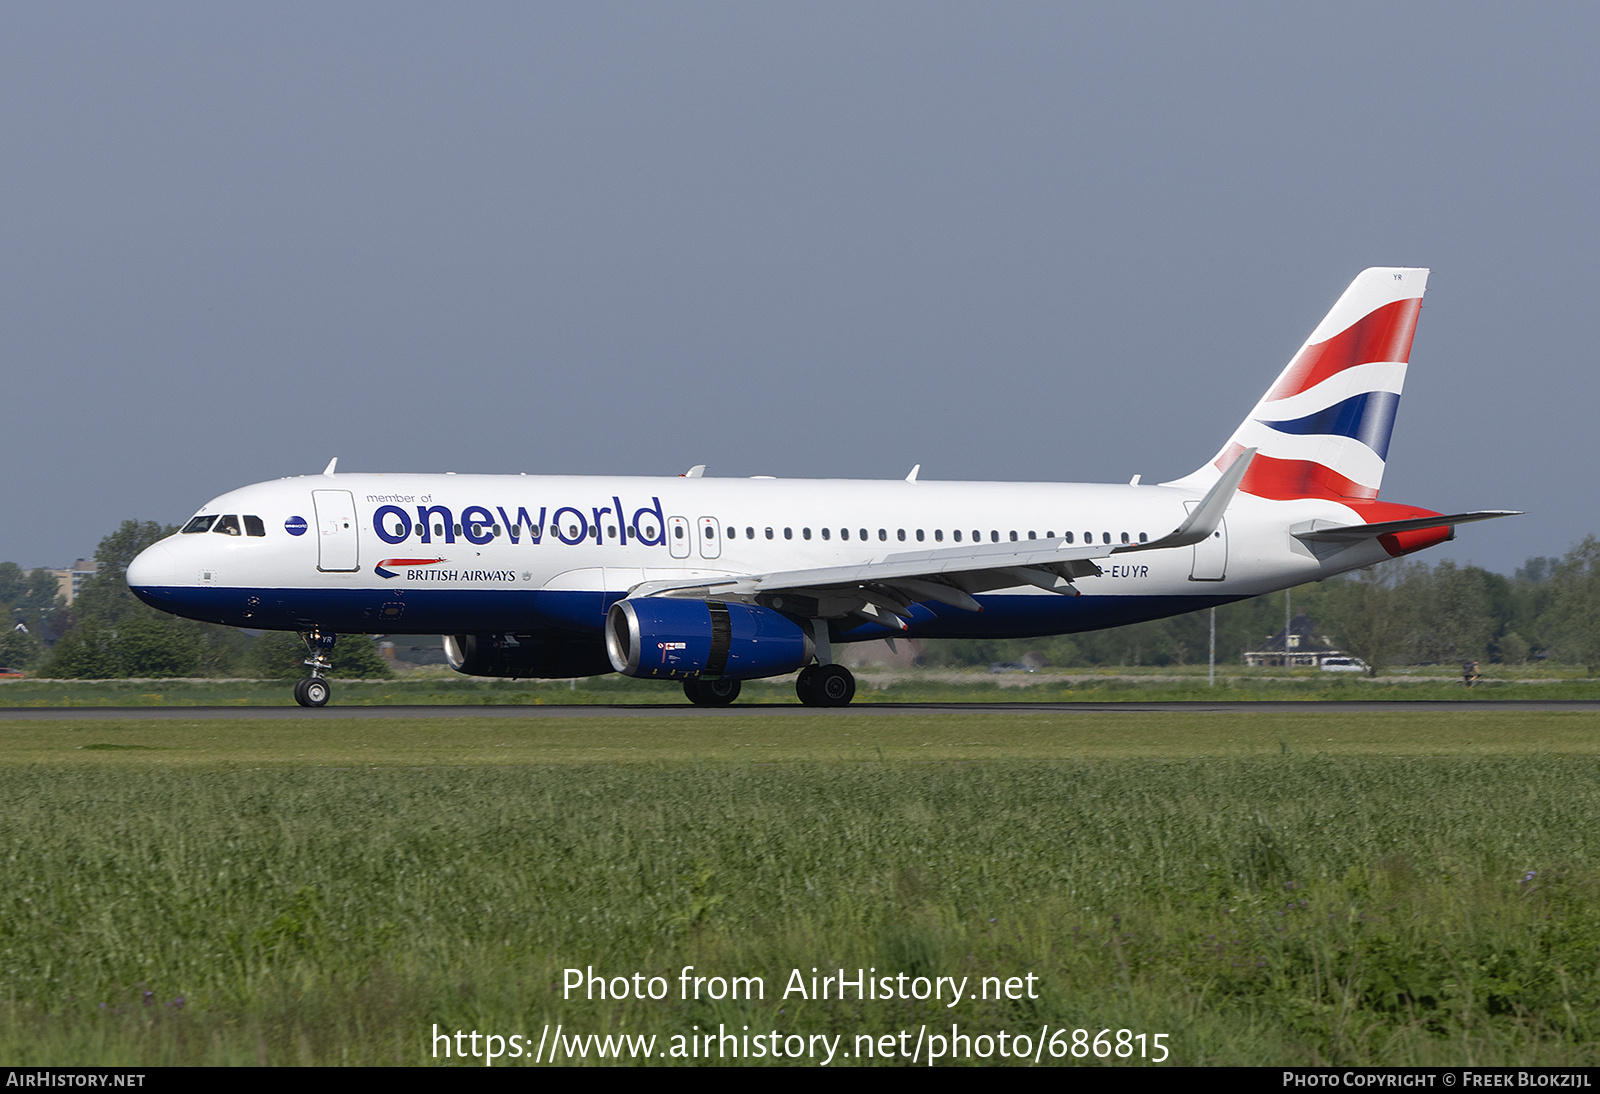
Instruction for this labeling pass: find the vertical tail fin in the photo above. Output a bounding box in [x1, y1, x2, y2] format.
[1172, 267, 1429, 500]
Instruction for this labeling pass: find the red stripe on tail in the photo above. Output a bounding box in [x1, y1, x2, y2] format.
[1265, 297, 1421, 401]
[1215, 443, 1378, 501]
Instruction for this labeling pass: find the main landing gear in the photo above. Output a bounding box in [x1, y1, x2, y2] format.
[683, 678, 741, 706]
[294, 631, 336, 707]
[796, 663, 856, 707]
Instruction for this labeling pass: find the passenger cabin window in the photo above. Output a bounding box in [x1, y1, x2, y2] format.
[953, 530, 962, 542]
[784, 528, 792, 540]
[840, 528, 849, 540]
[1064, 531, 1075, 544]
[213, 515, 242, 536]
[859, 528, 868, 541]
[746, 527, 755, 539]
[990, 531, 999, 543]
[1120, 532, 1130, 544]
[802, 528, 811, 540]
[182, 515, 216, 534]
[878, 529, 887, 542]
[915, 529, 924, 541]
[765, 527, 774, 540]
[898, 529, 906, 541]
[821, 527, 830, 540]
[726, 526, 736, 539]
[1139, 532, 1148, 543]
[1010, 531, 1018, 541]
[244, 515, 266, 537]
[934, 530, 942, 542]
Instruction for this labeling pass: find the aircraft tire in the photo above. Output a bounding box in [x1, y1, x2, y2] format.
[294, 678, 331, 707]
[795, 665, 821, 706]
[683, 678, 740, 707]
[814, 664, 855, 707]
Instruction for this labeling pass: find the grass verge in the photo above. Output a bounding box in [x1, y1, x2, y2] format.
[3, 711, 1599, 1065]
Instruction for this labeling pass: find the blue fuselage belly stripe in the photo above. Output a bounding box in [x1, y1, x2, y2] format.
[131, 585, 1245, 641]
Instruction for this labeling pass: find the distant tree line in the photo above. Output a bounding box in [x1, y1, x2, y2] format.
[923, 538, 1600, 676]
[0, 521, 389, 679]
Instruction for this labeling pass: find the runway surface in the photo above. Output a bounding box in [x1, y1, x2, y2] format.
[3, 700, 1599, 719]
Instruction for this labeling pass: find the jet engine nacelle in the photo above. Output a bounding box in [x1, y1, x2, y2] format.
[444, 632, 614, 679]
[606, 598, 814, 680]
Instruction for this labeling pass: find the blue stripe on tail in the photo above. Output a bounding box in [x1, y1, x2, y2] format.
[1256, 390, 1400, 460]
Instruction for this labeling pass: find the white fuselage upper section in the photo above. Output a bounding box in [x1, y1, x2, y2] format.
[127, 471, 1392, 623]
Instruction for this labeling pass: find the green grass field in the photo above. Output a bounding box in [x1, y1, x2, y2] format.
[4, 709, 1600, 1066]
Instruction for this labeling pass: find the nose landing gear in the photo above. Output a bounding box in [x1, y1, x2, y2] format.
[293, 677, 331, 707]
[294, 631, 336, 707]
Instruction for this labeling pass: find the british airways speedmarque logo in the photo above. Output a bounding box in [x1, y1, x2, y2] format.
[376, 557, 446, 579]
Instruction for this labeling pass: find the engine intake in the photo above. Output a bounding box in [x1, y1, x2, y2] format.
[606, 598, 813, 680]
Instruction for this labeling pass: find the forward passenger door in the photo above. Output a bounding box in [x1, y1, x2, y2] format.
[312, 489, 360, 572]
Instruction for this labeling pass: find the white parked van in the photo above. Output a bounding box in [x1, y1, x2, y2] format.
[1320, 657, 1368, 673]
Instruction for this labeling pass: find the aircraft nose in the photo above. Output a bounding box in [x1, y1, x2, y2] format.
[126, 543, 175, 595]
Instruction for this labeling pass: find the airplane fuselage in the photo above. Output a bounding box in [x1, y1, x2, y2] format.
[128, 471, 1402, 643]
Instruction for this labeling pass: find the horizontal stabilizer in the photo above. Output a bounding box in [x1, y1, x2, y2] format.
[1293, 510, 1521, 542]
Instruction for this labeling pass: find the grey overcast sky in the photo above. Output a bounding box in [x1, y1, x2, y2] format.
[2, 3, 1594, 576]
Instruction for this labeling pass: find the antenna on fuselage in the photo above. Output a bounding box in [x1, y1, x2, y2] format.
[905, 464, 921, 483]
[682, 465, 706, 478]
[322, 457, 338, 476]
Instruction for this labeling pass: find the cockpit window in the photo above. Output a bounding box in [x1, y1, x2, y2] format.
[243, 515, 266, 537]
[181, 515, 217, 534]
[213, 515, 242, 536]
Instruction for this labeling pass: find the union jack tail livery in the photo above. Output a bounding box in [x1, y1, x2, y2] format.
[1187, 267, 1427, 501]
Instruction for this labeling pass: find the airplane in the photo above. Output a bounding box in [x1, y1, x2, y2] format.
[126, 267, 1515, 707]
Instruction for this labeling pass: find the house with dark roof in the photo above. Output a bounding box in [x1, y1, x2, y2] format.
[1244, 611, 1348, 668]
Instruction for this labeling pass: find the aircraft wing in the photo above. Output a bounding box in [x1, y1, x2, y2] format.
[624, 451, 1257, 629]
